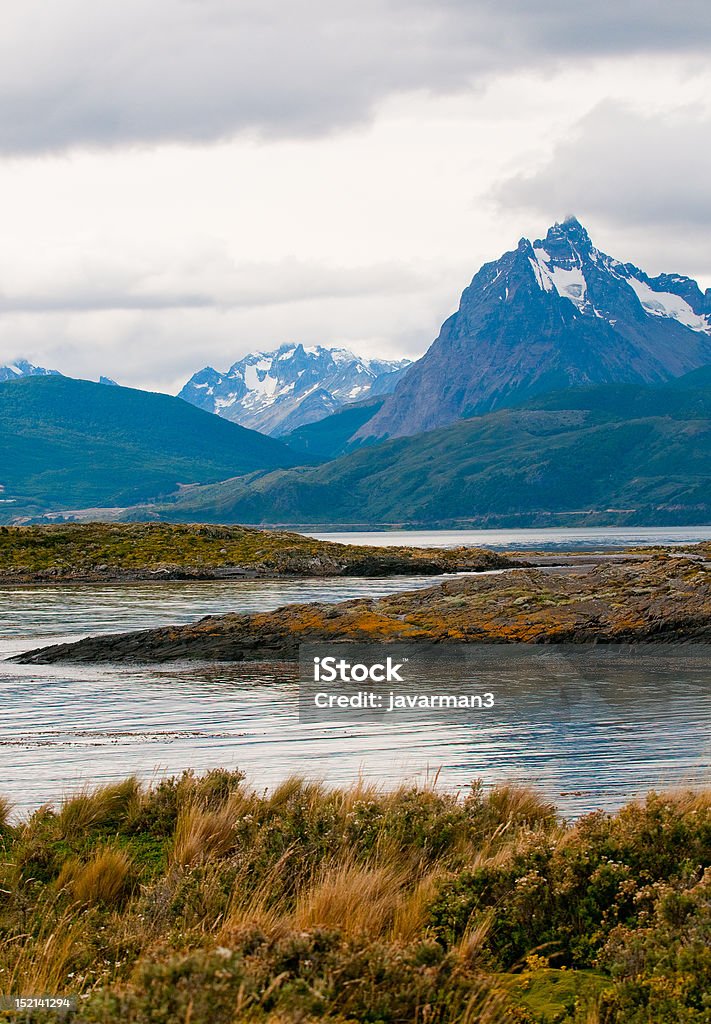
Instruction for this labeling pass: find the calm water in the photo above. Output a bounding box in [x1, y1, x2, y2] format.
[1, 572, 709, 819]
[305, 525, 711, 550]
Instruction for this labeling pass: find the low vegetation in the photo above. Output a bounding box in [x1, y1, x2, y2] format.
[0, 773, 708, 1022]
[0, 522, 512, 583]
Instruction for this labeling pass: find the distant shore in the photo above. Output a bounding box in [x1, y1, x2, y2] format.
[0, 521, 516, 584]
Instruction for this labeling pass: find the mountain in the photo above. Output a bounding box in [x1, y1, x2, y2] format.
[357, 218, 711, 440]
[149, 369, 711, 527]
[0, 376, 300, 520]
[179, 344, 410, 436]
[0, 359, 61, 383]
[283, 397, 384, 461]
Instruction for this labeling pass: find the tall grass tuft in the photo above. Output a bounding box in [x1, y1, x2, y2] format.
[58, 777, 141, 836]
[482, 782, 558, 829]
[0, 793, 13, 830]
[56, 846, 133, 907]
[292, 857, 407, 937]
[171, 794, 245, 866]
[5, 906, 89, 997]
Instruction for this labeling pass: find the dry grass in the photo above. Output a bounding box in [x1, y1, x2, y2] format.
[171, 794, 246, 867]
[265, 775, 313, 811]
[58, 777, 140, 836]
[56, 846, 133, 907]
[390, 867, 445, 941]
[0, 772, 707, 1023]
[0, 793, 12, 830]
[3, 907, 89, 997]
[455, 911, 495, 966]
[482, 782, 558, 828]
[292, 857, 406, 936]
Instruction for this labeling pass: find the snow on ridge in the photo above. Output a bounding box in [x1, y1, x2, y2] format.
[530, 247, 588, 308]
[179, 344, 411, 435]
[626, 277, 710, 333]
[330, 347, 359, 365]
[243, 362, 278, 396]
[0, 359, 60, 380]
[529, 256, 553, 292]
[214, 395, 239, 411]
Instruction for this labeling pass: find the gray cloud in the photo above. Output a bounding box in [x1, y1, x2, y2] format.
[494, 100, 711, 277]
[498, 102, 711, 227]
[0, 0, 709, 153]
[0, 258, 425, 314]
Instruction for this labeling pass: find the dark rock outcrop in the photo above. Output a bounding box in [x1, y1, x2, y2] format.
[14, 555, 710, 664]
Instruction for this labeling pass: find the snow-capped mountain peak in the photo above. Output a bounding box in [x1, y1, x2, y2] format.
[179, 343, 411, 435]
[0, 359, 61, 383]
[357, 217, 711, 440]
[523, 217, 711, 335]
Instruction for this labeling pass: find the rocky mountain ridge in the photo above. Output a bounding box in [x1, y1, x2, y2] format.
[357, 218, 711, 440]
[0, 359, 60, 383]
[179, 343, 410, 436]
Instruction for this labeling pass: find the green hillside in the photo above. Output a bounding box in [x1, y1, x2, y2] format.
[154, 370, 711, 526]
[283, 397, 383, 460]
[0, 376, 299, 518]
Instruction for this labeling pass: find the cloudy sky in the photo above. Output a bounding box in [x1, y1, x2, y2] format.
[1, 0, 710, 392]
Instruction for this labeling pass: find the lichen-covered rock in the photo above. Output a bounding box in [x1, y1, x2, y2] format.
[15, 554, 710, 664]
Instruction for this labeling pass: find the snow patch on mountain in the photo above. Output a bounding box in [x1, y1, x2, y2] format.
[356, 216, 711, 441]
[179, 344, 411, 436]
[525, 224, 711, 335]
[0, 360, 61, 383]
[625, 277, 710, 333]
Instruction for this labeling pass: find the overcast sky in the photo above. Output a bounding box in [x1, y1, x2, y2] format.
[1, 0, 710, 392]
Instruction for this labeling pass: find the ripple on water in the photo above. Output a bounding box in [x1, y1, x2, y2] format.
[0, 575, 709, 817]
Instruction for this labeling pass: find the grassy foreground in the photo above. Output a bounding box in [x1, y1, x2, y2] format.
[0, 523, 511, 582]
[0, 775, 709, 1023]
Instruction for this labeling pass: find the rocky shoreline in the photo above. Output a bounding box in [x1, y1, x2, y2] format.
[14, 553, 710, 664]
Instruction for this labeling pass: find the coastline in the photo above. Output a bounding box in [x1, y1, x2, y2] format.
[14, 549, 711, 664]
[0, 522, 518, 585]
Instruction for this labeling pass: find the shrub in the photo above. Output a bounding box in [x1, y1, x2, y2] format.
[597, 872, 711, 1023]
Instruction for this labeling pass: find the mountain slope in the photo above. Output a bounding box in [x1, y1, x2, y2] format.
[283, 398, 383, 460]
[358, 218, 711, 440]
[179, 344, 410, 436]
[0, 376, 300, 518]
[152, 369, 711, 527]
